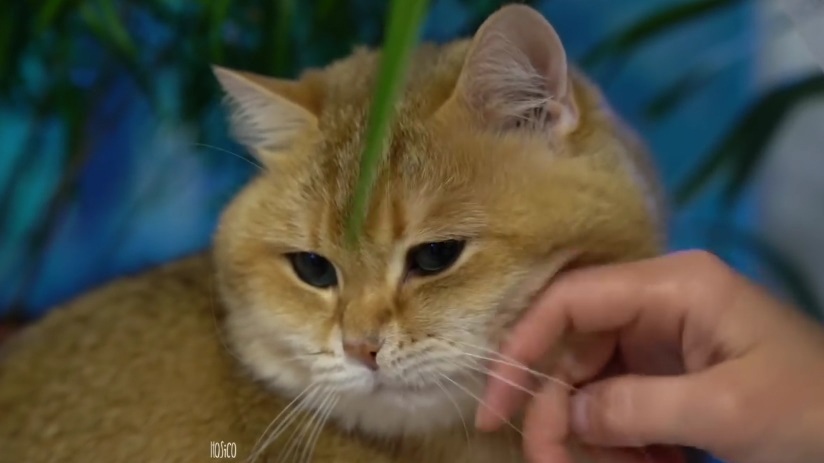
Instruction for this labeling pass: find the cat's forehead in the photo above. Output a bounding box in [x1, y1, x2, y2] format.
[261, 111, 492, 260]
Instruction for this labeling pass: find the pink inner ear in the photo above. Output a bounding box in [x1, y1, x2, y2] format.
[477, 7, 569, 97]
[455, 5, 579, 134]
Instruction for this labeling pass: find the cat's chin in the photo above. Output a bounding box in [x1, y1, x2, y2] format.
[329, 376, 481, 437]
[225, 308, 484, 437]
[239, 343, 481, 437]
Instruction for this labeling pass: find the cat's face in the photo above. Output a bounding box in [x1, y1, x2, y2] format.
[213, 5, 662, 437]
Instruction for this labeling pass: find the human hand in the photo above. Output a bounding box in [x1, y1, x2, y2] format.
[476, 250, 824, 463]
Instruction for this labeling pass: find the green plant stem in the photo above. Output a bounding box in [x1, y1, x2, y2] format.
[345, 0, 430, 246]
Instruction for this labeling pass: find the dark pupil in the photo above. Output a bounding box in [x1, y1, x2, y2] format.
[289, 252, 337, 288]
[409, 240, 465, 276]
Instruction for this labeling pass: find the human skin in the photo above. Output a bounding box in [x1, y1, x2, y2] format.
[476, 250, 824, 463]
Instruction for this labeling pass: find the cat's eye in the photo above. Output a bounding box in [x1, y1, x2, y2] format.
[287, 252, 338, 288]
[407, 240, 466, 277]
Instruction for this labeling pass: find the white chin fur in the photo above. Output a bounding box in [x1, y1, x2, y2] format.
[227, 317, 480, 437]
[255, 356, 479, 437]
[330, 378, 480, 437]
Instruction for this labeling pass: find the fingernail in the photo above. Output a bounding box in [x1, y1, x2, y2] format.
[570, 393, 589, 435]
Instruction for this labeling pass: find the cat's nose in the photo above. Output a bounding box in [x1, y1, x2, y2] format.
[342, 338, 382, 371]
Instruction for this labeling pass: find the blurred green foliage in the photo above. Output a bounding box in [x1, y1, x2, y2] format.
[1, 0, 820, 320]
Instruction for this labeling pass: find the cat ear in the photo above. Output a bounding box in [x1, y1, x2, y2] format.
[212, 65, 320, 155]
[449, 5, 578, 135]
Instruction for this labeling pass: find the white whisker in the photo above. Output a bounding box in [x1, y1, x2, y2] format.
[435, 336, 577, 392]
[452, 357, 537, 398]
[437, 337, 656, 463]
[254, 386, 324, 462]
[294, 389, 336, 463]
[246, 383, 318, 462]
[277, 387, 332, 463]
[301, 394, 339, 463]
[192, 143, 266, 171]
[432, 376, 471, 445]
[437, 373, 522, 436]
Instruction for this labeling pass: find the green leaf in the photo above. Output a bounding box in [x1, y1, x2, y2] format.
[676, 73, 824, 206]
[317, 0, 336, 17]
[0, 6, 17, 88]
[78, 1, 155, 107]
[208, 0, 231, 62]
[95, 0, 139, 60]
[645, 64, 724, 119]
[345, 0, 430, 245]
[0, 2, 31, 95]
[582, 0, 742, 68]
[35, 0, 74, 33]
[307, 0, 359, 67]
[272, 0, 296, 76]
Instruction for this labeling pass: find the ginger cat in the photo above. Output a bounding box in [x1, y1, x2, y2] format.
[0, 5, 665, 463]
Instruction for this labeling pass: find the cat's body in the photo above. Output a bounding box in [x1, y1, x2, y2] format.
[0, 5, 665, 463]
[0, 255, 518, 462]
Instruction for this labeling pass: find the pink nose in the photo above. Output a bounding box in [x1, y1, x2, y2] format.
[343, 339, 382, 371]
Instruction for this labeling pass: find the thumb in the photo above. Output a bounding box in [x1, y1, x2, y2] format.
[569, 372, 736, 449]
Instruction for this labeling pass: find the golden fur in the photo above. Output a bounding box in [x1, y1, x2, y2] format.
[0, 5, 665, 462]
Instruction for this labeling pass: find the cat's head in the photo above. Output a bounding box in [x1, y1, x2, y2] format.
[213, 4, 664, 437]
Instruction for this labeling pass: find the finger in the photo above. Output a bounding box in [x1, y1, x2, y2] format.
[480, 251, 731, 430]
[475, 370, 539, 432]
[520, 378, 676, 463]
[521, 379, 576, 463]
[570, 370, 735, 449]
[476, 319, 569, 431]
[477, 334, 616, 432]
[514, 250, 737, 362]
[555, 333, 617, 385]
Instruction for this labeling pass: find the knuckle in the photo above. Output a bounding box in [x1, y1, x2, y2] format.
[679, 250, 728, 278]
[673, 250, 738, 303]
[603, 380, 635, 430]
[585, 381, 632, 442]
